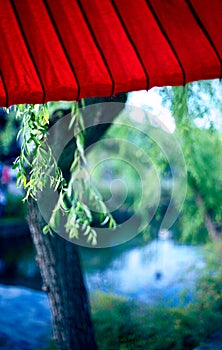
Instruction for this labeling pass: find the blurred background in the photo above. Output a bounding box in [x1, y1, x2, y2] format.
[0, 80, 222, 350]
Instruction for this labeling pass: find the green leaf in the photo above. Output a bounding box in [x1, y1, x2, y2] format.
[100, 215, 110, 226]
[69, 226, 78, 239]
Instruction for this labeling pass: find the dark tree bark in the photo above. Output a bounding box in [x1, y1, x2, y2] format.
[28, 199, 97, 350]
[27, 94, 127, 350]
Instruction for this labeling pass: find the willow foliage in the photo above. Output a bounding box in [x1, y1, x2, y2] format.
[10, 102, 116, 245]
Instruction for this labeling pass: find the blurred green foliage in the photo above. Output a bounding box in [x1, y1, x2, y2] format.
[88, 79, 222, 243]
[163, 81, 222, 243]
[4, 192, 27, 219]
[0, 108, 18, 158]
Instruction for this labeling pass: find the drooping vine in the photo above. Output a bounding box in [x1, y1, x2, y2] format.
[11, 102, 116, 245]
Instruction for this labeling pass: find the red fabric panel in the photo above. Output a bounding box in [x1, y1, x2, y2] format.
[0, 75, 6, 107]
[148, 0, 221, 83]
[189, 0, 222, 59]
[46, 0, 113, 99]
[0, 0, 222, 107]
[13, 0, 79, 102]
[112, 0, 184, 88]
[78, 0, 148, 94]
[0, 0, 43, 106]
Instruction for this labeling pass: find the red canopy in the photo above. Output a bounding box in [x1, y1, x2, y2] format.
[1, 0, 222, 107]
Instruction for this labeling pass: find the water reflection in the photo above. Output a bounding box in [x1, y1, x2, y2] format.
[84, 239, 204, 304]
[0, 228, 205, 305]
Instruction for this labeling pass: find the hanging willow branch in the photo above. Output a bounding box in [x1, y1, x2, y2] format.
[11, 102, 116, 245]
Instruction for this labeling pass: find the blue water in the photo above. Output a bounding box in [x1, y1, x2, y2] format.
[85, 239, 204, 304]
[0, 286, 52, 350]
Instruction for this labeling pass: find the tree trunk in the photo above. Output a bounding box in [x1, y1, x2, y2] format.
[28, 199, 97, 350]
[26, 94, 127, 349]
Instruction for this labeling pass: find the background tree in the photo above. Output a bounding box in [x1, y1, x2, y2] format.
[160, 81, 222, 243]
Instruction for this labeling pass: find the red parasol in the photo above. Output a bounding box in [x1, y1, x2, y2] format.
[1, 0, 221, 107]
